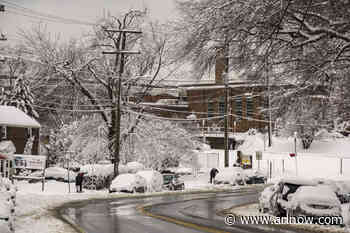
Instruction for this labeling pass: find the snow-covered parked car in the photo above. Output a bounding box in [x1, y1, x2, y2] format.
[334, 181, 350, 203]
[214, 167, 247, 185]
[258, 185, 278, 213]
[259, 178, 318, 216]
[109, 173, 147, 193]
[126, 162, 145, 173]
[287, 186, 342, 217]
[137, 170, 163, 192]
[31, 166, 76, 182]
[317, 179, 350, 204]
[244, 170, 267, 184]
[175, 167, 192, 175]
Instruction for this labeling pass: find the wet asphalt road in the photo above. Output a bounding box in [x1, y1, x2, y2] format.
[61, 188, 309, 233]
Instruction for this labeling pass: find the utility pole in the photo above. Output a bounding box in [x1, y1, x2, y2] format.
[102, 28, 141, 177]
[0, 5, 7, 42]
[0, 3, 8, 99]
[266, 61, 272, 147]
[224, 45, 229, 167]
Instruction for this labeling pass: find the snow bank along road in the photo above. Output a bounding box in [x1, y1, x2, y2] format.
[59, 187, 314, 233]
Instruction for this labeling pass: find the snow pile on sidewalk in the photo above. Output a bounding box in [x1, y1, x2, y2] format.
[215, 167, 247, 185]
[0, 178, 17, 233]
[15, 180, 110, 233]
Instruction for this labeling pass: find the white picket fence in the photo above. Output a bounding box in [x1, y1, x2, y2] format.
[253, 152, 350, 179]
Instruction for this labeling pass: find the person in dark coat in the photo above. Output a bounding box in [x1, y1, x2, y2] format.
[75, 172, 84, 193]
[209, 168, 219, 184]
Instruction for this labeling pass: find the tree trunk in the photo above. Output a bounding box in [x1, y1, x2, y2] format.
[108, 111, 119, 178]
[301, 135, 313, 149]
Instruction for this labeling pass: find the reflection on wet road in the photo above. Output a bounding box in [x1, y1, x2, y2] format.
[62, 188, 310, 233]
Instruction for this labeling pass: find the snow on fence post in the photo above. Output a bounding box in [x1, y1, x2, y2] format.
[340, 158, 343, 176]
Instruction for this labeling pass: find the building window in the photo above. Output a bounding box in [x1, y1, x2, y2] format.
[0, 126, 7, 139]
[246, 97, 254, 118]
[218, 96, 225, 115]
[234, 96, 243, 120]
[208, 101, 214, 118]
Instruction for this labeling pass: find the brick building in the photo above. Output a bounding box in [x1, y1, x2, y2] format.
[137, 49, 269, 149]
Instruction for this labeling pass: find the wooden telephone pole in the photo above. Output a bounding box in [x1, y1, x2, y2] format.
[102, 28, 141, 177]
[0, 4, 7, 42]
[224, 43, 229, 167]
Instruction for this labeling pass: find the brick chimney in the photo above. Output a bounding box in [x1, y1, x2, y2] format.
[215, 47, 228, 84]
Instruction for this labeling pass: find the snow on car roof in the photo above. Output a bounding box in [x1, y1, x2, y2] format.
[0, 106, 40, 128]
[292, 186, 340, 206]
[279, 177, 318, 186]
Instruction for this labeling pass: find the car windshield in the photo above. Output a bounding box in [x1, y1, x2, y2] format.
[282, 183, 303, 200]
[163, 174, 175, 184]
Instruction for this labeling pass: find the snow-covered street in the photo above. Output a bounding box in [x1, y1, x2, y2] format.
[13, 173, 238, 233]
[1, 0, 350, 232]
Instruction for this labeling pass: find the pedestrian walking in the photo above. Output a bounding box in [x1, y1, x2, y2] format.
[75, 172, 84, 193]
[209, 168, 219, 184]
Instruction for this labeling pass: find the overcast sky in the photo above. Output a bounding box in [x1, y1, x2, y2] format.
[0, 0, 177, 43]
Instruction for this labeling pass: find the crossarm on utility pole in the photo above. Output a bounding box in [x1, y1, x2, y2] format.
[102, 51, 141, 55]
[104, 29, 142, 34]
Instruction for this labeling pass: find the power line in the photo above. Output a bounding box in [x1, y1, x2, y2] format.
[2, 1, 95, 26]
[31, 103, 334, 128]
[122, 108, 226, 122]
[1, 1, 170, 35]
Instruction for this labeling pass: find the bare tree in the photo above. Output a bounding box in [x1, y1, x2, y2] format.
[21, 10, 166, 175]
[174, 0, 350, 147]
